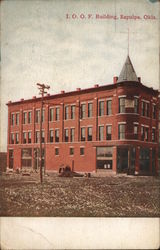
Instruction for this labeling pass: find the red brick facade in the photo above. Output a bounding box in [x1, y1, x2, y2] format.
[6, 57, 160, 175]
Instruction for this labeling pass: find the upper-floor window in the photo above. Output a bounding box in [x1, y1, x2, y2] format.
[28, 111, 32, 124]
[142, 101, 149, 117]
[71, 105, 75, 119]
[88, 103, 93, 118]
[49, 108, 54, 121]
[81, 127, 85, 141]
[87, 127, 92, 141]
[99, 101, 104, 116]
[28, 132, 31, 143]
[106, 125, 111, 140]
[23, 112, 27, 124]
[15, 133, 19, 144]
[119, 98, 125, 113]
[65, 106, 69, 120]
[55, 129, 59, 142]
[35, 110, 40, 123]
[70, 128, 75, 142]
[35, 131, 40, 143]
[23, 132, 27, 144]
[49, 130, 54, 143]
[152, 128, 156, 142]
[134, 124, 138, 139]
[106, 100, 112, 115]
[152, 104, 156, 119]
[15, 113, 19, 125]
[99, 126, 104, 141]
[11, 113, 15, 126]
[11, 133, 14, 144]
[141, 126, 149, 141]
[134, 98, 139, 113]
[81, 104, 86, 119]
[141, 126, 145, 141]
[118, 124, 125, 139]
[64, 129, 69, 142]
[42, 130, 45, 143]
[55, 107, 60, 121]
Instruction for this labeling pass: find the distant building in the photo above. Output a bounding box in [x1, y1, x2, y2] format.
[6, 56, 159, 175]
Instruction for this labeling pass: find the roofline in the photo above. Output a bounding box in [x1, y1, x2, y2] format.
[6, 81, 159, 106]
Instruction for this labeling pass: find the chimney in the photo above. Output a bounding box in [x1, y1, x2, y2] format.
[94, 84, 99, 88]
[113, 76, 118, 84]
[61, 90, 65, 94]
[20, 98, 24, 101]
[32, 96, 36, 99]
[76, 88, 81, 91]
[8, 101, 12, 104]
[138, 77, 141, 83]
[47, 94, 50, 96]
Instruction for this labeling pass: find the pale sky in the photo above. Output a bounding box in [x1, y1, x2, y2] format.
[0, 0, 159, 151]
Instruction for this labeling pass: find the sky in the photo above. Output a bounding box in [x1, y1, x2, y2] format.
[0, 0, 159, 151]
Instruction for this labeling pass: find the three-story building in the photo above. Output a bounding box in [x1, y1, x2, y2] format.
[7, 56, 159, 175]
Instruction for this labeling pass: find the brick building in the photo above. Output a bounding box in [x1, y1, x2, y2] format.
[6, 56, 160, 175]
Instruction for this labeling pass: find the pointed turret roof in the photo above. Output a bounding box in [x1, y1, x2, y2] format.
[117, 55, 139, 83]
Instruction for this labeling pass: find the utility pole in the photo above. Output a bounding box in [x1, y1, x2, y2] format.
[37, 83, 50, 183]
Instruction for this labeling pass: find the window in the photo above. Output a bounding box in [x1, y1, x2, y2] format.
[23, 132, 27, 144]
[11, 133, 14, 144]
[55, 129, 59, 142]
[99, 126, 104, 141]
[64, 129, 69, 142]
[23, 112, 27, 124]
[81, 104, 86, 119]
[119, 98, 125, 113]
[87, 127, 92, 141]
[42, 109, 45, 122]
[28, 132, 31, 143]
[106, 125, 112, 140]
[55, 148, 59, 155]
[15, 113, 19, 125]
[55, 107, 60, 121]
[21, 148, 32, 167]
[49, 130, 54, 143]
[15, 133, 19, 144]
[134, 98, 139, 113]
[81, 127, 85, 141]
[99, 101, 104, 116]
[71, 105, 75, 119]
[142, 101, 149, 117]
[152, 104, 156, 119]
[152, 128, 156, 142]
[35, 131, 40, 143]
[141, 126, 145, 141]
[118, 124, 125, 139]
[70, 147, 74, 155]
[145, 127, 149, 141]
[35, 110, 40, 123]
[28, 111, 32, 124]
[145, 103, 149, 117]
[49, 108, 54, 121]
[70, 128, 75, 142]
[88, 103, 93, 118]
[11, 113, 15, 126]
[80, 147, 85, 155]
[65, 106, 69, 120]
[42, 131, 45, 143]
[134, 124, 138, 139]
[106, 100, 112, 115]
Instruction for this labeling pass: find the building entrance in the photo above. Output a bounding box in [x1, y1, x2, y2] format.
[9, 149, 13, 169]
[117, 146, 136, 174]
[96, 147, 113, 170]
